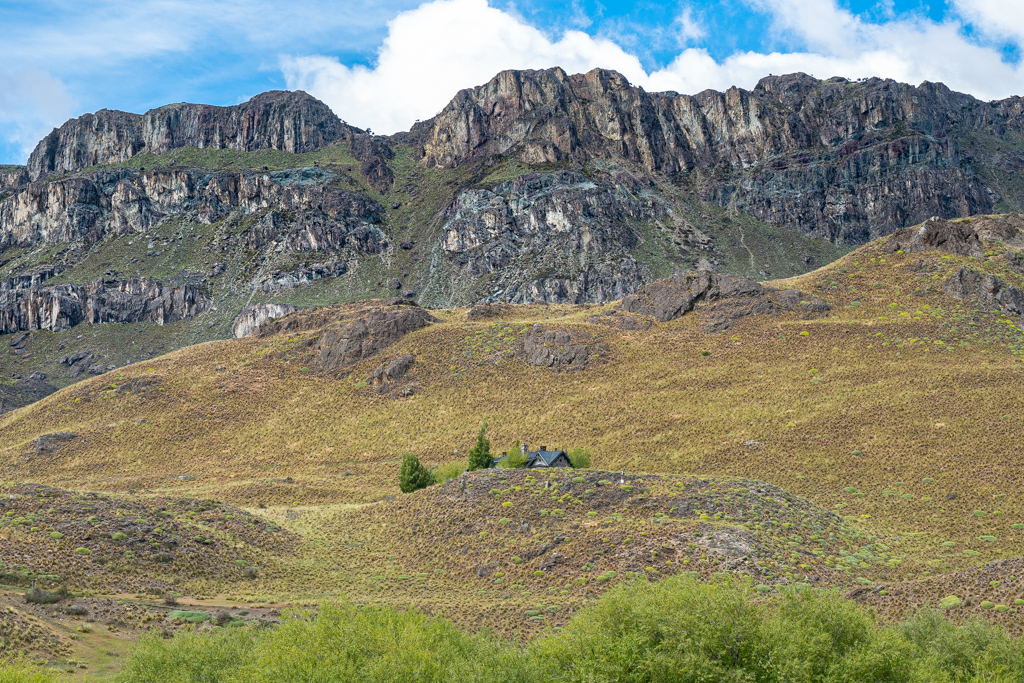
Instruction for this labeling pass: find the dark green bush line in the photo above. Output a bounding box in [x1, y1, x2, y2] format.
[6, 576, 1024, 682]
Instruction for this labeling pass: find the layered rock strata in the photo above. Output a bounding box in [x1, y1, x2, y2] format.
[0, 167, 385, 252]
[26, 91, 347, 180]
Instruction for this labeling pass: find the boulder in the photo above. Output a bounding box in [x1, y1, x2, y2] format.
[620, 271, 829, 330]
[521, 324, 607, 369]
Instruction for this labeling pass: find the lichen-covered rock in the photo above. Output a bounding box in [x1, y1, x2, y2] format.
[943, 266, 1024, 317]
[371, 353, 415, 386]
[521, 324, 607, 368]
[257, 300, 437, 373]
[620, 271, 828, 330]
[620, 271, 717, 322]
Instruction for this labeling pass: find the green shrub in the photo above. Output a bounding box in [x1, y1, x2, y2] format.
[114, 628, 254, 683]
[169, 610, 211, 622]
[0, 662, 63, 682]
[112, 532, 128, 541]
[567, 448, 591, 469]
[398, 454, 434, 494]
[500, 441, 528, 469]
[106, 578, 1024, 683]
[25, 586, 67, 605]
[432, 461, 466, 483]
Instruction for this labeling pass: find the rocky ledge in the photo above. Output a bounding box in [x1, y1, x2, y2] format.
[620, 270, 828, 331]
[414, 68, 1023, 242]
[0, 166, 385, 253]
[435, 170, 679, 305]
[27, 91, 345, 180]
[0, 275, 208, 334]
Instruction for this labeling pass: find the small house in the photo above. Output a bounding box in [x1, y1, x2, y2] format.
[526, 446, 572, 468]
[492, 444, 573, 469]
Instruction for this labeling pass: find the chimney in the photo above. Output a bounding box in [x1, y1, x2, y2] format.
[521, 443, 527, 453]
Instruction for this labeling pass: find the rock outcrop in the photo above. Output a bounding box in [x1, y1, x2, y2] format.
[416, 68, 1024, 242]
[437, 171, 665, 304]
[0, 376, 58, 415]
[26, 91, 348, 180]
[620, 271, 828, 330]
[887, 214, 1021, 257]
[0, 167, 28, 192]
[943, 266, 1024, 317]
[256, 300, 437, 373]
[521, 324, 607, 368]
[0, 277, 208, 334]
[0, 167, 385, 251]
[233, 303, 299, 338]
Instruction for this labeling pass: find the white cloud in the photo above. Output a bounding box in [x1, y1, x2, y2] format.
[281, 0, 649, 133]
[0, 69, 75, 159]
[283, 0, 1024, 136]
[676, 8, 705, 44]
[953, 0, 1024, 45]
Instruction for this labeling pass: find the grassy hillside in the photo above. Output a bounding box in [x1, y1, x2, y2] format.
[0, 214, 1023, 674]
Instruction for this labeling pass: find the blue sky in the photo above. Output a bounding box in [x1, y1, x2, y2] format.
[2, 0, 1023, 164]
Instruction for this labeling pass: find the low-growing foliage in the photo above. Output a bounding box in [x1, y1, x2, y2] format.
[95, 576, 1024, 683]
[567, 448, 591, 469]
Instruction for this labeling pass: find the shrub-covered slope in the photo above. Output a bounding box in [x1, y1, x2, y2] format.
[0, 214, 1023, 650]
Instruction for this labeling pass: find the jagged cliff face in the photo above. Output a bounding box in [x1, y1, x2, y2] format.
[415, 69, 1023, 242]
[26, 91, 349, 181]
[436, 170, 664, 303]
[0, 272, 208, 334]
[0, 167, 385, 252]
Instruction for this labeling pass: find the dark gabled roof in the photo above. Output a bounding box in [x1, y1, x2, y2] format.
[527, 449, 569, 466]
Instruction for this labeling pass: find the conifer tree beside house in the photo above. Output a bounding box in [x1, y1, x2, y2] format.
[467, 422, 493, 471]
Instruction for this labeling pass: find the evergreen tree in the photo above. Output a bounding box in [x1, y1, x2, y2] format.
[399, 453, 434, 493]
[467, 422, 493, 471]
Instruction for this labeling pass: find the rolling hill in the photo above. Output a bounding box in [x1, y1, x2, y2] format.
[1, 213, 1023, 673]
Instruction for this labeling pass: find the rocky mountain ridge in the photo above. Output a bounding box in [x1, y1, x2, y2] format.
[26, 91, 345, 180]
[0, 69, 1022, 393]
[411, 68, 1022, 242]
